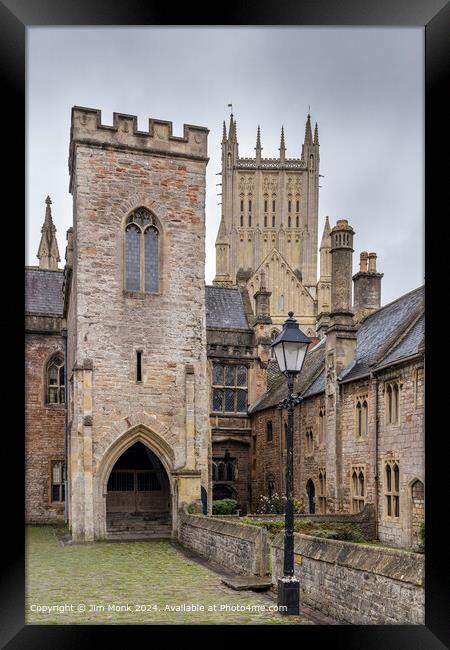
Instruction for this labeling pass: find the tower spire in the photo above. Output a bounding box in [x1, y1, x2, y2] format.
[279, 125, 286, 161]
[314, 122, 319, 146]
[304, 112, 313, 145]
[255, 125, 262, 161]
[320, 215, 331, 249]
[37, 196, 60, 270]
[222, 120, 227, 143]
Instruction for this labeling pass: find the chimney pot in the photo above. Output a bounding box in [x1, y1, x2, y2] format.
[360, 251, 369, 273]
[368, 252, 377, 272]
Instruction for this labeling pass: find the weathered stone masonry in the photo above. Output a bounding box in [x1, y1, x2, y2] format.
[65, 107, 211, 541]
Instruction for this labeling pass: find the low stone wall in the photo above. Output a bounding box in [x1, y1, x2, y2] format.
[245, 503, 376, 540]
[272, 532, 424, 624]
[178, 512, 269, 576]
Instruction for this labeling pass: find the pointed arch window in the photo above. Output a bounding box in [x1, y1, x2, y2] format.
[356, 396, 368, 437]
[351, 465, 365, 513]
[386, 381, 400, 424]
[296, 215, 299, 227]
[125, 207, 160, 293]
[385, 460, 400, 517]
[46, 354, 64, 404]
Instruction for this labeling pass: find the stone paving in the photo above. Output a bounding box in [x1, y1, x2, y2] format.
[26, 526, 329, 625]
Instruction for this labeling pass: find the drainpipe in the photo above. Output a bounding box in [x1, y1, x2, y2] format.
[62, 328, 68, 525]
[371, 370, 379, 540]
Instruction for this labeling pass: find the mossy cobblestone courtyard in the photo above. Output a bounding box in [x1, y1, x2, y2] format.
[26, 526, 318, 625]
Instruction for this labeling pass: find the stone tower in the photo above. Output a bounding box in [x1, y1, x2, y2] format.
[65, 106, 211, 541]
[213, 111, 320, 334]
[37, 196, 60, 270]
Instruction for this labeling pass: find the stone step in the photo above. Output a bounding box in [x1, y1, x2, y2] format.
[221, 576, 273, 592]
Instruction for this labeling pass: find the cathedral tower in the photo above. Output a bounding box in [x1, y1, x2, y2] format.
[213, 111, 320, 334]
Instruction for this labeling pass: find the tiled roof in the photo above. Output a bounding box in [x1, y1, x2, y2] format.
[25, 267, 64, 316]
[248, 338, 325, 413]
[249, 286, 425, 413]
[339, 286, 424, 382]
[205, 286, 250, 330]
[375, 312, 424, 369]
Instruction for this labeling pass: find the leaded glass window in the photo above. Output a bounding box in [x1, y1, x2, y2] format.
[47, 355, 64, 404]
[211, 363, 248, 413]
[352, 465, 365, 513]
[144, 227, 159, 292]
[51, 460, 65, 502]
[385, 461, 400, 518]
[125, 208, 160, 292]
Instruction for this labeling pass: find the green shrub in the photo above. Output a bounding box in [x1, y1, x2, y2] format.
[212, 499, 237, 515]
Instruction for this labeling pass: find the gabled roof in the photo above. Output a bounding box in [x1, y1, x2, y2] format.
[339, 286, 424, 382]
[248, 337, 325, 413]
[205, 286, 250, 330]
[25, 267, 64, 317]
[249, 286, 425, 413]
[374, 311, 424, 370]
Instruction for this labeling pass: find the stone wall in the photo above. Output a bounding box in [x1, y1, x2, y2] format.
[272, 532, 424, 624]
[178, 512, 269, 576]
[67, 107, 211, 541]
[25, 331, 65, 522]
[376, 361, 425, 548]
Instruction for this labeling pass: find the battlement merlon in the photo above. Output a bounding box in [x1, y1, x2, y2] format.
[68, 106, 209, 185]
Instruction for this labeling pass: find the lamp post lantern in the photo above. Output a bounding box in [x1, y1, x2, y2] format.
[271, 311, 310, 615]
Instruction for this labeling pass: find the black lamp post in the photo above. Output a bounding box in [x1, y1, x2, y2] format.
[271, 311, 310, 615]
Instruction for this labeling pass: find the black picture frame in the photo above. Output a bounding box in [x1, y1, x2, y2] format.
[2, 0, 448, 646]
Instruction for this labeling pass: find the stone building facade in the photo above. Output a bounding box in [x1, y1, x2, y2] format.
[25, 107, 424, 551]
[249, 219, 425, 549]
[25, 198, 66, 523]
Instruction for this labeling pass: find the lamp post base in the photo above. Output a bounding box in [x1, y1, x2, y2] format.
[277, 577, 300, 615]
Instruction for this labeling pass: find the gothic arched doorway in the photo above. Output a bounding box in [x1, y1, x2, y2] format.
[106, 441, 171, 536]
[306, 479, 316, 514]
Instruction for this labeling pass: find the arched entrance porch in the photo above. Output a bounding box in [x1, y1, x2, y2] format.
[94, 424, 177, 540]
[106, 441, 171, 537]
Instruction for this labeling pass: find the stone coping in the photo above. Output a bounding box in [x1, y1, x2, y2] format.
[272, 532, 424, 587]
[180, 513, 265, 542]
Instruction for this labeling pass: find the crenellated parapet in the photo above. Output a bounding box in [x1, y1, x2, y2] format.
[69, 106, 209, 185]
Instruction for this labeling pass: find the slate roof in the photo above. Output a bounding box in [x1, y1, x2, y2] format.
[249, 285, 425, 413]
[25, 267, 64, 316]
[339, 286, 424, 382]
[375, 312, 424, 369]
[205, 286, 250, 330]
[249, 337, 326, 413]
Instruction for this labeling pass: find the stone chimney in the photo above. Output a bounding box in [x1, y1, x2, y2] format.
[327, 219, 357, 374]
[324, 219, 357, 514]
[353, 251, 383, 323]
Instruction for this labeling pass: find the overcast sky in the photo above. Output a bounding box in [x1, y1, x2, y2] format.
[27, 27, 424, 306]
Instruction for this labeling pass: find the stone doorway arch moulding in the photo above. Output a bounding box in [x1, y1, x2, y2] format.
[94, 420, 176, 540]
